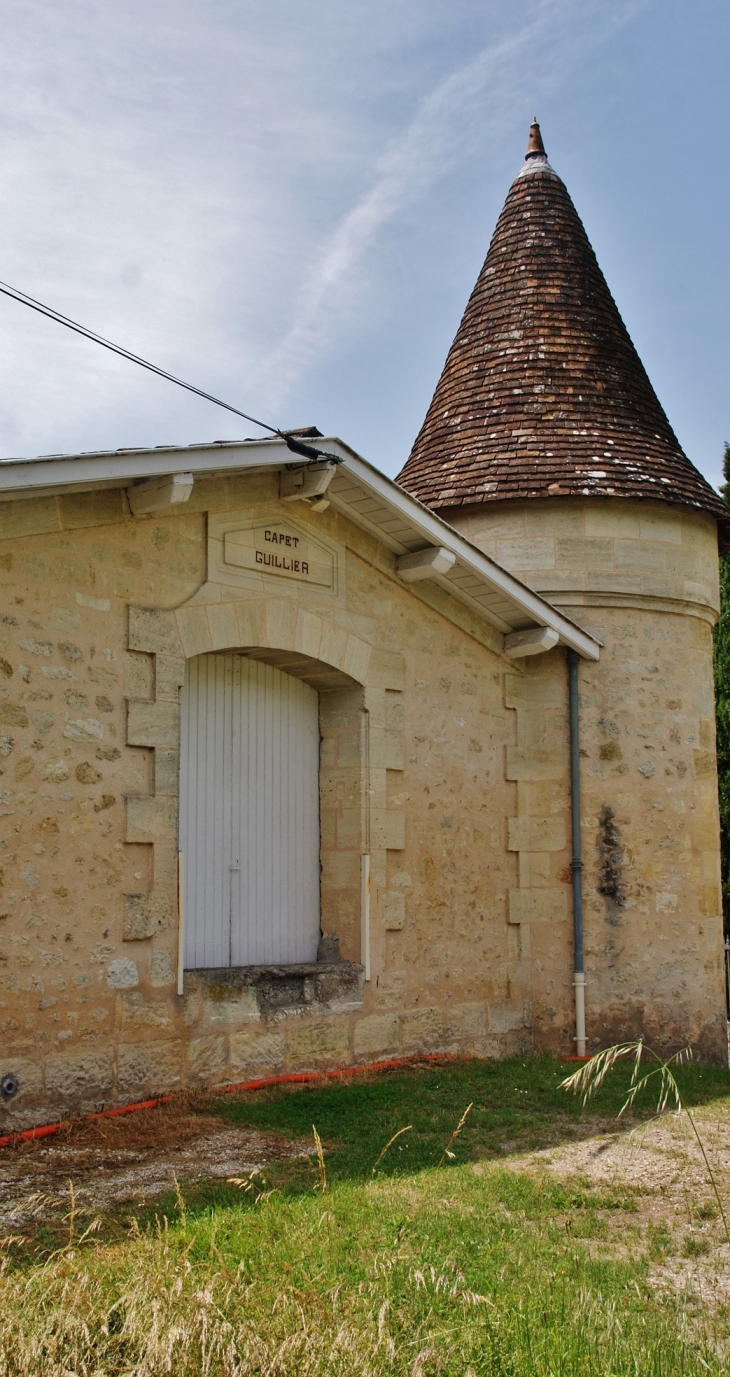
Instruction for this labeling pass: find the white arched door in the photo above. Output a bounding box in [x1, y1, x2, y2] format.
[179, 654, 321, 968]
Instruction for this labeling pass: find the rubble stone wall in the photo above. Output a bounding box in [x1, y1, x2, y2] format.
[0, 469, 538, 1130]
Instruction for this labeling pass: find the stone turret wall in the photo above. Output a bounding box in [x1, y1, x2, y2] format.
[449, 499, 719, 623]
[447, 497, 727, 1062]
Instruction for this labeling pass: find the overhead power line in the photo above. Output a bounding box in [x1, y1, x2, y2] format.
[0, 278, 333, 463]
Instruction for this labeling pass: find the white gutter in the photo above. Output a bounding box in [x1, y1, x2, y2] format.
[0, 438, 289, 497]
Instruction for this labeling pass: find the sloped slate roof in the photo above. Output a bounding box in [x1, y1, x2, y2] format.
[397, 129, 727, 532]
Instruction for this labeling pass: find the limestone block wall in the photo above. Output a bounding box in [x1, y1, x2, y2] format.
[451, 498, 720, 623]
[504, 655, 574, 1053]
[0, 470, 538, 1130]
[448, 497, 726, 1061]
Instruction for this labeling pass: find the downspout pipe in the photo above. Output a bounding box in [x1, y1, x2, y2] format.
[568, 649, 587, 1056]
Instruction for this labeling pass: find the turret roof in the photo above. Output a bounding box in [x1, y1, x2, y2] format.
[397, 123, 726, 532]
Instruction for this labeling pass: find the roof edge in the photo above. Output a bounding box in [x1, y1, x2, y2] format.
[0, 434, 601, 659]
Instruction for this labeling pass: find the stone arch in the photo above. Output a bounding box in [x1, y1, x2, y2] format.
[174, 599, 372, 687]
[123, 598, 405, 973]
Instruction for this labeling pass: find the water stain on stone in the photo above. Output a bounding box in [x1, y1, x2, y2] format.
[597, 804, 625, 925]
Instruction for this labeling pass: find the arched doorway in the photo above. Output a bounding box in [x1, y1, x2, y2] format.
[179, 654, 321, 968]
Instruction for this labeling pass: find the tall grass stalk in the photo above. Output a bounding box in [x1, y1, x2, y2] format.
[313, 1124, 327, 1193]
[371, 1124, 412, 1176]
[561, 1040, 730, 1244]
[437, 1102, 473, 1168]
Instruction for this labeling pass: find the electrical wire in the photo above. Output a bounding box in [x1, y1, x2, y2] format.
[0, 277, 334, 462]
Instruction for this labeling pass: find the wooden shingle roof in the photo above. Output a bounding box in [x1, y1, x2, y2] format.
[397, 124, 726, 532]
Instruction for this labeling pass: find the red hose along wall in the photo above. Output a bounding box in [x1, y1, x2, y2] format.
[0, 1053, 454, 1149]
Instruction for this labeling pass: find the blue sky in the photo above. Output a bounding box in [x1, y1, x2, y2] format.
[0, 0, 727, 488]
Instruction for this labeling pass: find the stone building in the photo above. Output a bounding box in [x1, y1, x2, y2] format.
[0, 123, 726, 1130]
[397, 121, 728, 1062]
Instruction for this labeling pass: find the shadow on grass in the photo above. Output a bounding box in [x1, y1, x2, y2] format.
[152, 1053, 730, 1220]
[10, 1054, 730, 1256]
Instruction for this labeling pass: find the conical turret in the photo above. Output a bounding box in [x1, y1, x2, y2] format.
[397, 124, 725, 529]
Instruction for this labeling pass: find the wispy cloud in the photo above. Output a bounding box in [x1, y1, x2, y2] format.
[3, 0, 723, 485]
[251, 0, 650, 412]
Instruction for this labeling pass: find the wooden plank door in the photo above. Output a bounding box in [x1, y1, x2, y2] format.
[180, 654, 320, 969]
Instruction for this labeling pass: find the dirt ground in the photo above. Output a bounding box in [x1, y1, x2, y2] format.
[502, 1101, 730, 1311]
[0, 1097, 312, 1233]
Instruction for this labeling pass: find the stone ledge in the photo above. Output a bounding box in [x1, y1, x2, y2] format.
[184, 962, 365, 1019]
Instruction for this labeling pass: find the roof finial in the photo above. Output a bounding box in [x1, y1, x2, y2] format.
[525, 118, 546, 159]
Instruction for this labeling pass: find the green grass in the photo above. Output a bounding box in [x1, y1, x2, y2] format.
[203, 1052, 730, 1194]
[3, 1055, 730, 1375]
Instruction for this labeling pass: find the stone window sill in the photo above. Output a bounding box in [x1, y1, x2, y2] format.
[184, 961, 364, 1017]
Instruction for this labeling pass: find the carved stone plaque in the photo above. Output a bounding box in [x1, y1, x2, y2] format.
[220, 518, 336, 589]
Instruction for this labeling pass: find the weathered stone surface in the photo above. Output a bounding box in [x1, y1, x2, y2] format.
[63, 717, 104, 742]
[400, 1008, 444, 1052]
[343, 635, 371, 685]
[508, 889, 567, 924]
[0, 703, 28, 727]
[1, 463, 725, 1130]
[123, 650, 154, 699]
[286, 1018, 350, 1065]
[371, 810, 405, 850]
[507, 817, 566, 852]
[449, 499, 725, 1061]
[201, 987, 259, 1026]
[126, 700, 180, 749]
[206, 602, 241, 652]
[123, 893, 173, 941]
[353, 1014, 399, 1057]
[118, 1041, 182, 1097]
[694, 751, 716, 780]
[0, 1055, 43, 1102]
[320, 852, 360, 890]
[313, 965, 364, 1009]
[128, 606, 183, 656]
[46, 1049, 114, 1102]
[447, 1002, 488, 1043]
[154, 750, 180, 796]
[229, 1028, 287, 1072]
[125, 795, 178, 844]
[60, 489, 125, 530]
[488, 1001, 526, 1035]
[107, 958, 139, 988]
[42, 758, 70, 781]
[186, 964, 362, 1022]
[187, 1035, 227, 1082]
[119, 990, 175, 1032]
[382, 892, 406, 930]
[367, 649, 406, 691]
[505, 747, 564, 781]
[149, 949, 176, 987]
[176, 606, 214, 658]
[155, 655, 186, 700]
[0, 495, 60, 541]
[369, 728, 405, 771]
